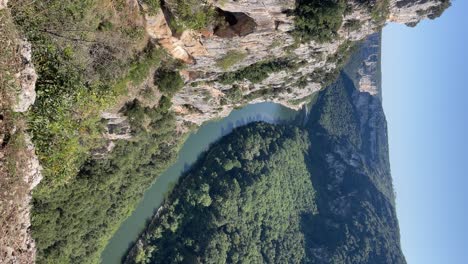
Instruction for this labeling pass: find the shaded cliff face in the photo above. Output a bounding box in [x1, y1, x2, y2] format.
[141, 0, 450, 128]
[304, 33, 404, 263]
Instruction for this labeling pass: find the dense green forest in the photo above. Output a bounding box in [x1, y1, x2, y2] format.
[125, 122, 317, 263]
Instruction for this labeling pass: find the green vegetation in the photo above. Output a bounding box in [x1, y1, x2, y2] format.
[313, 73, 362, 148]
[154, 69, 185, 96]
[7, 1, 188, 263]
[125, 122, 316, 264]
[224, 85, 243, 102]
[0, 8, 20, 102]
[32, 101, 182, 264]
[219, 58, 298, 85]
[166, 0, 216, 32]
[142, 0, 160, 15]
[215, 50, 247, 70]
[10, 0, 159, 187]
[302, 72, 404, 263]
[344, 19, 363, 32]
[294, 0, 346, 43]
[370, 0, 390, 24]
[126, 35, 408, 262]
[125, 71, 407, 262]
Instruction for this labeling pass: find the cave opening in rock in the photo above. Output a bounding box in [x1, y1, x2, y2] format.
[214, 9, 257, 38]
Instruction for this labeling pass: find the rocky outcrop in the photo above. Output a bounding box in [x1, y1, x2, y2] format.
[22, 135, 43, 190]
[344, 32, 382, 98]
[12, 39, 37, 113]
[389, 0, 450, 26]
[143, 0, 450, 129]
[0, 133, 42, 264]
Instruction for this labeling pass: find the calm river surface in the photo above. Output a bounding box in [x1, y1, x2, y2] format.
[101, 102, 301, 263]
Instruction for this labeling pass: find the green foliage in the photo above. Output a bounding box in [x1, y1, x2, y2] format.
[314, 73, 361, 148]
[370, 0, 390, 24]
[154, 69, 185, 96]
[166, 0, 216, 31]
[343, 19, 362, 31]
[31, 102, 181, 264]
[158, 96, 173, 112]
[125, 122, 316, 264]
[128, 49, 164, 85]
[215, 50, 247, 70]
[142, 0, 160, 16]
[8, 1, 186, 263]
[320, 40, 358, 87]
[0, 9, 20, 114]
[219, 59, 297, 85]
[125, 52, 407, 264]
[224, 85, 243, 102]
[303, 72, 405, 263]
[25, 45, 164, 187]
[10, 0, 160, 187]
[294, 0, 346, 43]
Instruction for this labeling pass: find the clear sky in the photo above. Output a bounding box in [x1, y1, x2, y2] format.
[382, 1, 468, 263]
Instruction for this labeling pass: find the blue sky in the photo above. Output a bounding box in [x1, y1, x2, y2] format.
[382, 1, 468, 263]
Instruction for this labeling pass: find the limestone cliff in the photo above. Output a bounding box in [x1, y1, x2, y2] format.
[141, 0, 450, 129]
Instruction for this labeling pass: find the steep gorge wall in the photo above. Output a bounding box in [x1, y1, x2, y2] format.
[142, 0, 449, 128]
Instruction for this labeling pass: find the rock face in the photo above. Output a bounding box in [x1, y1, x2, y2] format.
[344, 32, 382, 98]
[389, 0, 450, 26]
[12, 39, 37, 113]
[143, 0, 450, 129]
[0, 133, 42, 264]
[22, 135, 43, 190]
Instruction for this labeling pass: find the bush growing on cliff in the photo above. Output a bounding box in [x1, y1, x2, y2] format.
[219, 59, 297, 85]
[142, 0, 160, 15]
[294, 0, 346, 43]
[166, 0, 217, 31]
[155, 69, 184, 96]
[10, 0, 162, 187]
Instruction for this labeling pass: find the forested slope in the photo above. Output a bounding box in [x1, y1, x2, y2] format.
[125, 122, 317, 263]
[303, 72, 405, 263]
